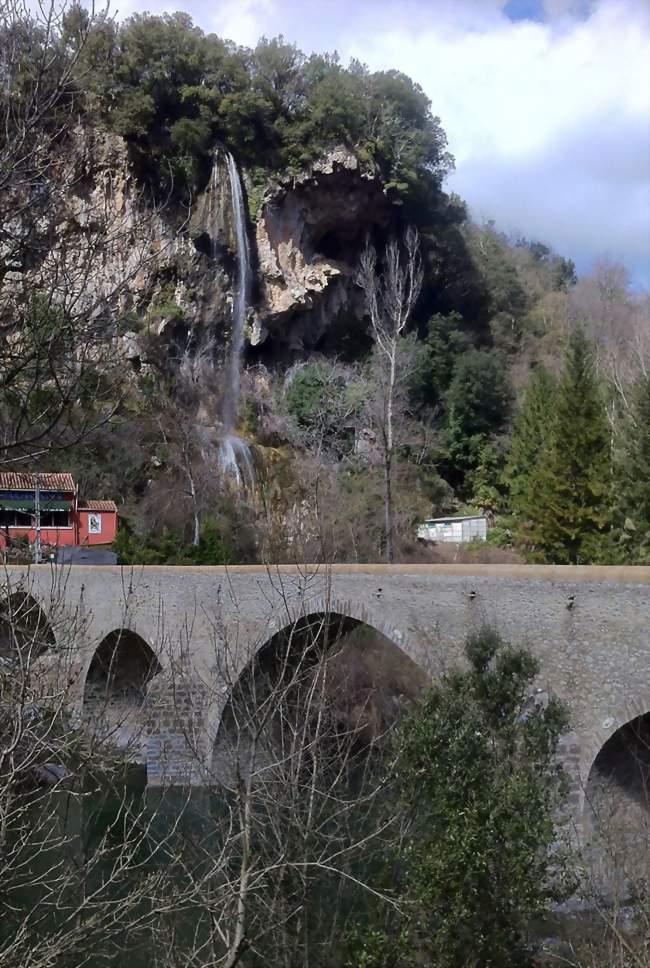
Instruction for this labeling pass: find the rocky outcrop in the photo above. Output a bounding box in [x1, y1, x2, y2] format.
[255, 147, 390, 351]
[190, 150, 238, 261]
[1, 134, 392, 366]
[0, 129, 233, 359]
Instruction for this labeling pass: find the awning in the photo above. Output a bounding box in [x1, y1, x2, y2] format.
[0, 499, 73, 511]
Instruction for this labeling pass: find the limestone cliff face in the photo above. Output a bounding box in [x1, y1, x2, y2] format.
[255, 147, 390, 352]
[1, 133, 390, 365]
[0, 129, 231, 367]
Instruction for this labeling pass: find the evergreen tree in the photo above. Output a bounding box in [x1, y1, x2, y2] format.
[613, 371, 650, 563]
[440, 349, 511, 487]
[521, 330, 610, 563]
[505, 365, 557, 515]
[347, 628, 570, 968]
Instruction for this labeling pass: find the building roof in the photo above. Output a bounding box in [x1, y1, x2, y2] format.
[0, 472, 76, 492]
[423, 515, 487, 524]
[78, 500, 118, 512]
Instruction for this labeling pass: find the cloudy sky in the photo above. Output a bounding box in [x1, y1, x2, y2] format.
[118, 0, 650, 286]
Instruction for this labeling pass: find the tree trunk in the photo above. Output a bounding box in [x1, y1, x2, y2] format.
[183, 448, 201, 546]
[192, 506, 200, 547]
[384, 450, 394, 563]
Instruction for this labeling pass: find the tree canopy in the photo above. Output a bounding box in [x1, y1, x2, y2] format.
[55, 11, 453, 201]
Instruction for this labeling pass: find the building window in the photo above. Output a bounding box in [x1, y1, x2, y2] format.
[0, 509, 69, 528]
[41, 510, 70, 528]
[0, 510, 32, 528]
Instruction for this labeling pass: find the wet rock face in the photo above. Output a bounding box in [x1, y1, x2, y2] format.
[256, 147, 390, 352]
[2, 134, 389, 366]
[1, 128, 232, 357]
[190, 150, 244, 258]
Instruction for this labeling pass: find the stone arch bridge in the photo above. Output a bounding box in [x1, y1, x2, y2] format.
[2, 563, 649, 836]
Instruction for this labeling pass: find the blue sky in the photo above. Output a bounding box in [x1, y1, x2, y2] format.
[118, 0, 650, 287]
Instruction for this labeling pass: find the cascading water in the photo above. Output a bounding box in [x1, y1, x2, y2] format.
[218, 434, 255, 489]
[221, 150, 251, 435]
[212, 150, 255, 487]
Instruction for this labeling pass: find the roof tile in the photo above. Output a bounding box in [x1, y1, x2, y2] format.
[78, 500, 118, 512]
[0, 472, 76, 491]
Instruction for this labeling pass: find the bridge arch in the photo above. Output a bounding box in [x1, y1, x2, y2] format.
[256, 596, 411, 658]
[581, 691, 650, 792]
[0, 590, 56, 659]
[82, 628, 163, 761]
[581, 695, 650, 892]
[209, 601, 426, 784]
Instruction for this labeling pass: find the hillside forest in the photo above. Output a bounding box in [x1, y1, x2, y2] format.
[1, 5, 649, 566]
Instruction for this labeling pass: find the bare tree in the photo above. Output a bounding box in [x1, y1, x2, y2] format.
[142, 566, 416, 967]
[357, 227, 423, 561]
[0, 574, 183, 967]
[1, 561, 410, 968]
[0, 1, 178, 471]
[10, 564, 649, 966]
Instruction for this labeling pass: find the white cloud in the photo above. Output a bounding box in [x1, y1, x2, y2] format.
[340, 0, 650, 283]
[344, 1, 649, 163]
[211, 0, 276, 47]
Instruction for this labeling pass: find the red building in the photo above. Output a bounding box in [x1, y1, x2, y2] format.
[0, 473, 117, 557]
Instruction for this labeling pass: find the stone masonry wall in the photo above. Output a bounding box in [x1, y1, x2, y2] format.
[3, 564, 649, 830]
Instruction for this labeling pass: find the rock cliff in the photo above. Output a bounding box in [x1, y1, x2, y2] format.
[255, 147, 390, 351]
[1, 131, 391, 367]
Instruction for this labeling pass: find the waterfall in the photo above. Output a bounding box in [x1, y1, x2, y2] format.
[218, 435, 255, 488]
[211, 150, 255, 488]
[221, 150, 251, 435]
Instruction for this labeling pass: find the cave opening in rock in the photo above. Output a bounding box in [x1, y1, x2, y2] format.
[314, 226, 361, 263]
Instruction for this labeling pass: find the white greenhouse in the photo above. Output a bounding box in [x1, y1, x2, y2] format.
[417, 515, 488, 544]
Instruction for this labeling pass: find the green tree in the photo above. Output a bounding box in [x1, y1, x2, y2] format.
[445, 349, 511, 437]
[251, 35, 305, 115]
[505, 365, 557, 516]
[408, 312, 469, 410]
[613, 371, 650, 563]
[348, 627, 570, 968]
[470, 438, 508, 515]
[363, 70, 452, 191]
[283, 361, 363, 458]
[467, 223, 529, 351]
[522, 330, 610, 563]
[113, 517, 235, 565]
[441, 349, 511, 487]
[79, 14, 454, 202]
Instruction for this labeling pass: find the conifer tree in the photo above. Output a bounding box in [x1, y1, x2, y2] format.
[522, 330, 610, 563]
[613, 371, 650, 563]
[505, 365, 557, 515]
